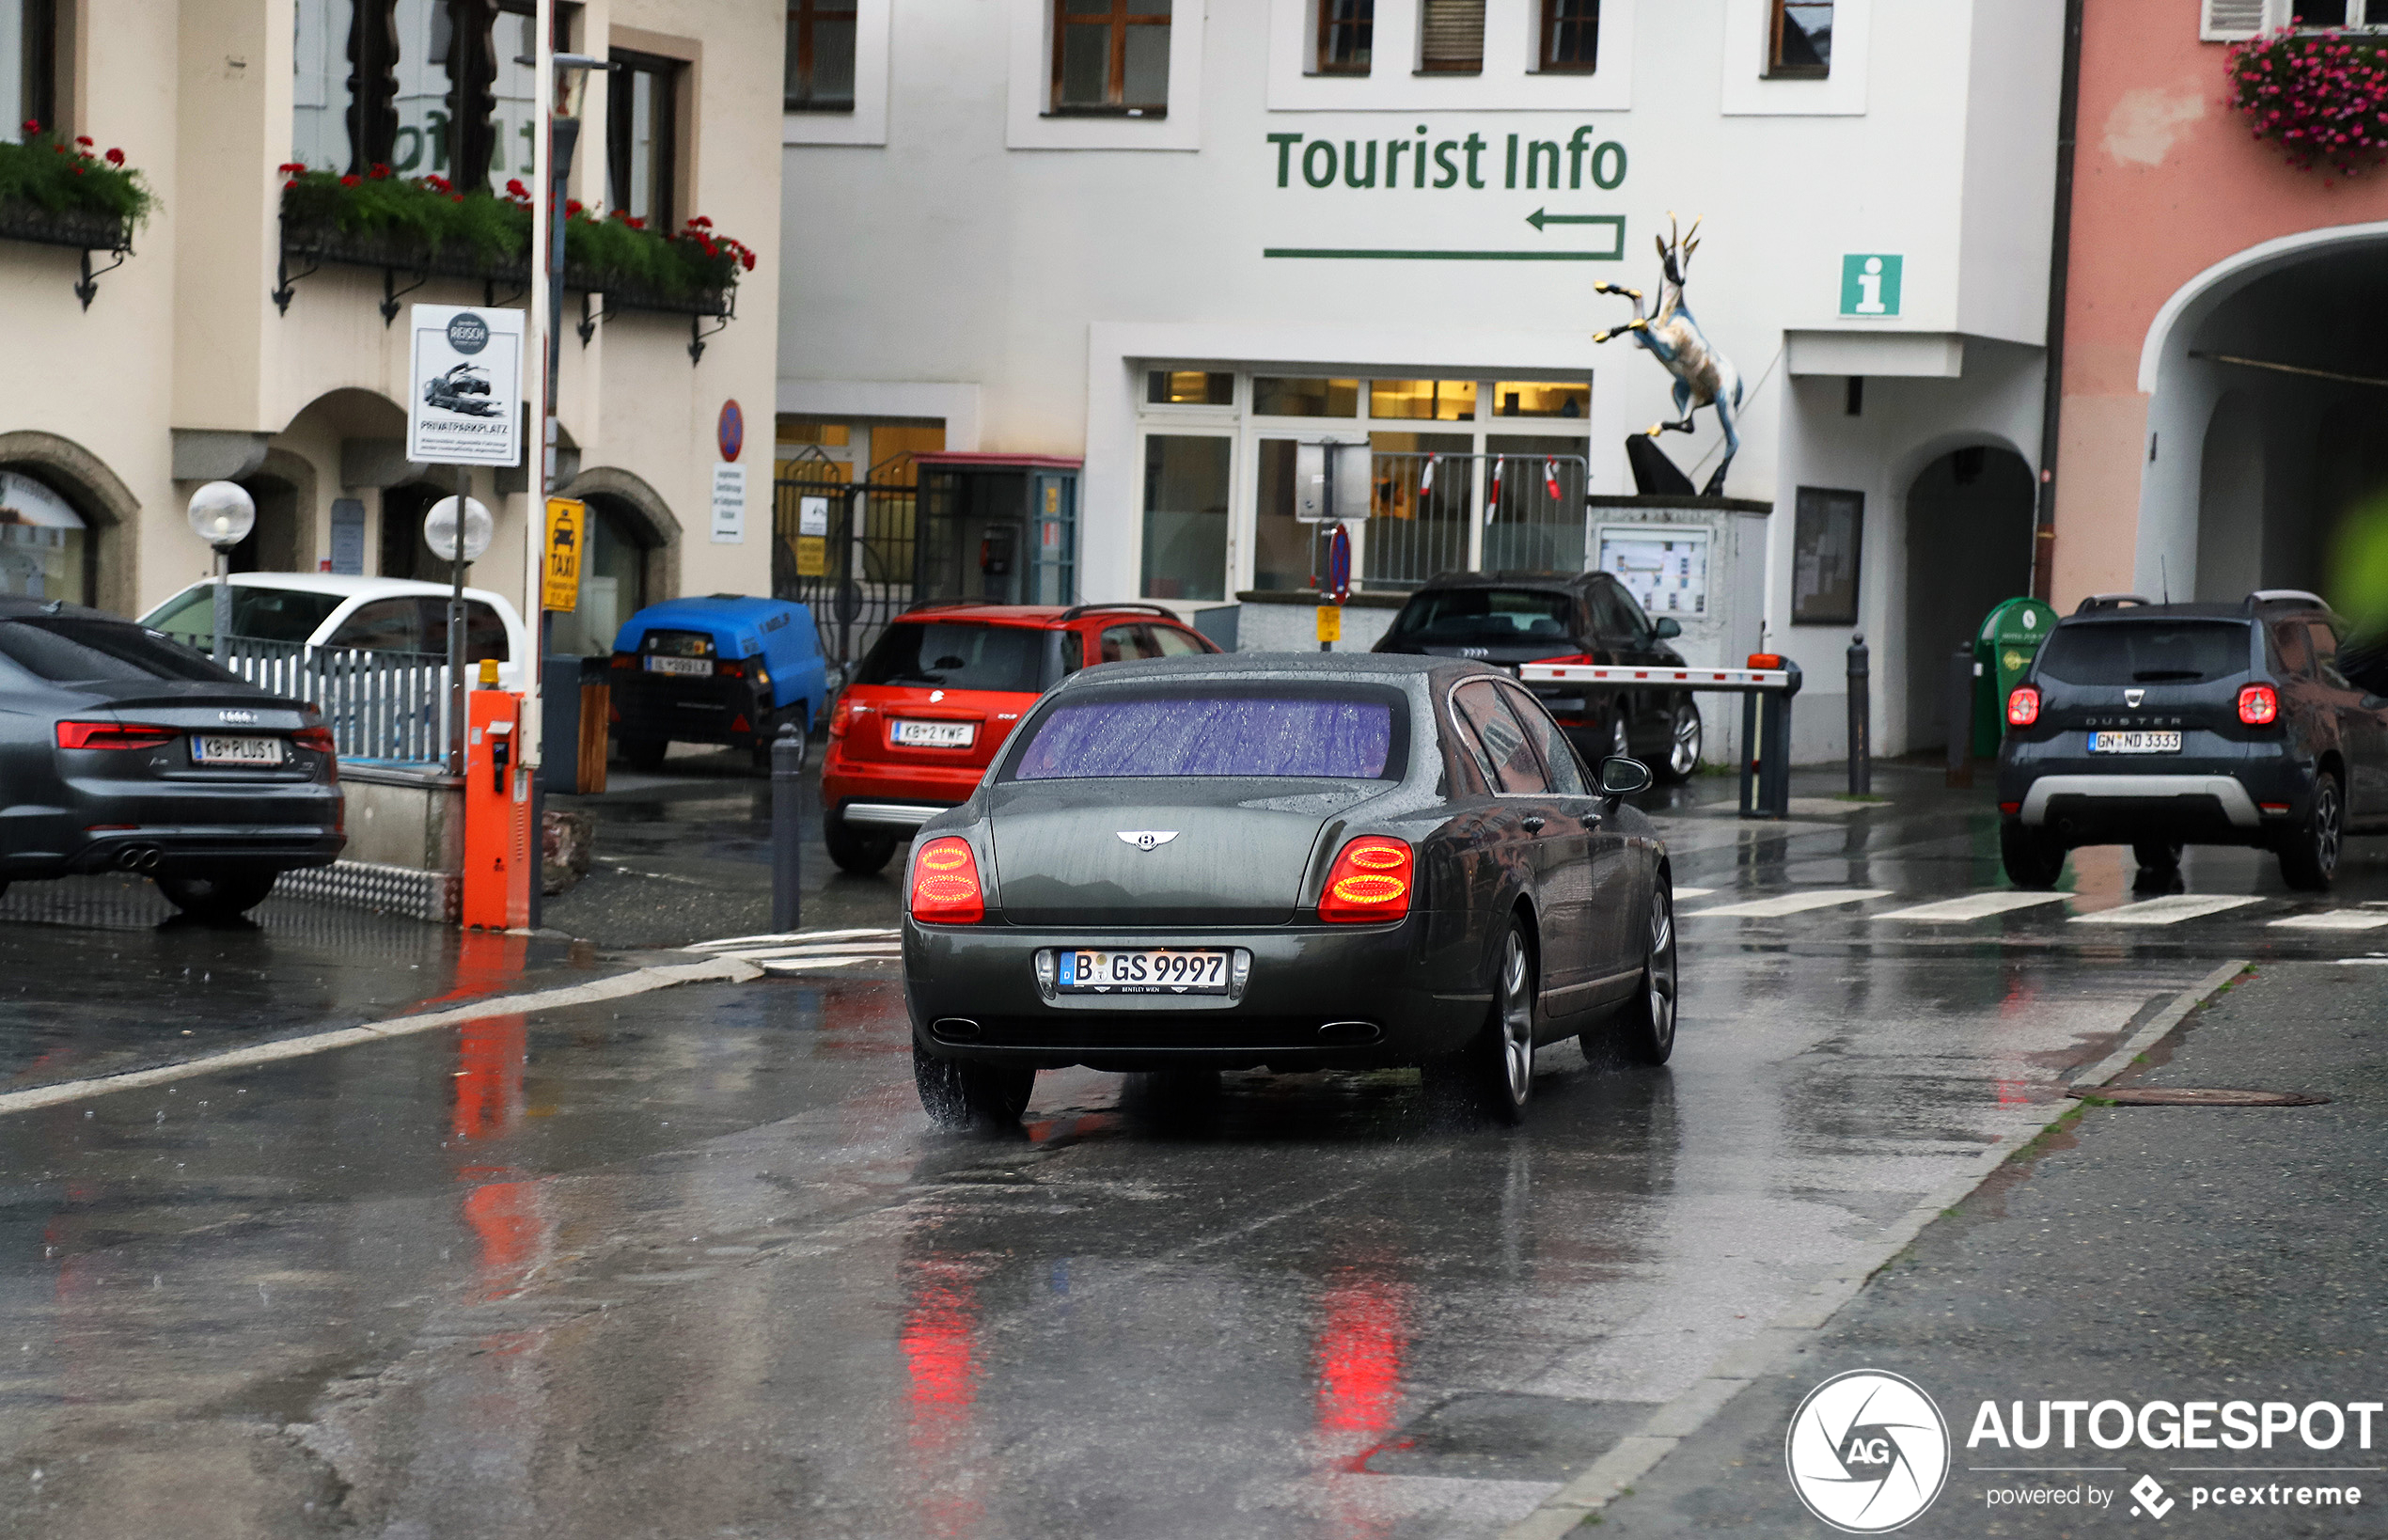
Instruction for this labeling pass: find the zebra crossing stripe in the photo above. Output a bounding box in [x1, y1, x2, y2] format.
[1672, 887, 1715, 900]
[1685, 889, 1893, 919]
[2269, 910, 2388, 931]
[2069, 894, 2263, 926]
[1873, 892, 2069, 922]
[691, 927, 900, 951]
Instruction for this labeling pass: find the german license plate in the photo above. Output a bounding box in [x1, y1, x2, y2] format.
[2089, 731, 2182, 754]
[891, 718, 976, 749]
[1057, 949, 1230, 995]
[193, 735, 283, 766]
[646, 656, 712, 677]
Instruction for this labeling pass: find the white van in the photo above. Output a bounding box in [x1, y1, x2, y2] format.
[139, 574, 532, 690]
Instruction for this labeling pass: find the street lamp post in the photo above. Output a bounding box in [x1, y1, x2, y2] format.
[424, 494, 494, 776]
[185, 481, 257, 658]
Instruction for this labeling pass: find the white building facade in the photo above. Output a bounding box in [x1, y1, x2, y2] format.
[778, 0, 2064, 758]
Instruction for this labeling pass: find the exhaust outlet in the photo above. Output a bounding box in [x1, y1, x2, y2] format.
[1317, 1020, 1381, 1046]
[115, 845, 163, 872]
[931, 1017, 982, 1043]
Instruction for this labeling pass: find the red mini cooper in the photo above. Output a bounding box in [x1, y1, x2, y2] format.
[821, 603, 1222, 872]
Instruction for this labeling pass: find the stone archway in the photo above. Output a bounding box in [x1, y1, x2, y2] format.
[0, 430, 142, 615]
[560, 464, 683, 605]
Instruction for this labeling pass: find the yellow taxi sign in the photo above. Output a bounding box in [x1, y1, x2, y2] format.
[1316, 605, 1342, 644]
[542, 497, 585, 611]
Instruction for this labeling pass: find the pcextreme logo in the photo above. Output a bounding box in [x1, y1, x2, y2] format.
[1786, 1371, 1953, 1532]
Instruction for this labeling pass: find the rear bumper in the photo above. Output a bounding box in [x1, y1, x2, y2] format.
[2, 781, 348, 880]
[2, 825, 345, 880]
[822, 746, 986, 813]
[2019, 774, 2262, 829]
[609, 673, 775, 746]
[2000, 744, 2308, 845]
[903, 916, 1485, 1071]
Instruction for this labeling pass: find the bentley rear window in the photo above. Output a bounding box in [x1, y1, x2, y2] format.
[2035, 621, 2251, 685]
[1013, 696, 1397, 779]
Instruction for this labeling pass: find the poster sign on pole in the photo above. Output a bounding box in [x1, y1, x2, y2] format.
[406, 305, 525, 465]
[1295, 442, 1371, 522]
[711, 464, 747, 543]
[542, 497, 586, 612]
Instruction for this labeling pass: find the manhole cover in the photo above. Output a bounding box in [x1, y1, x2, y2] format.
[2066, 1087, 2331, 1107]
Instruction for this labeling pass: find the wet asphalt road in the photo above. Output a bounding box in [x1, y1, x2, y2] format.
[3, 762, 2387, 1537]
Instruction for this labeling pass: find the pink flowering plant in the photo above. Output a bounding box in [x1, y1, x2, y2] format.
[2226, 27, 2388, 175]
[280, 162, 751, 299]
[0, 121, 152, 228]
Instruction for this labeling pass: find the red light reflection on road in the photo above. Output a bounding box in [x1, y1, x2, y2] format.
[901, 1259, 984, 1538]
[451, 1014, 526, 1141]
[1315, 1271, 1410, 1439]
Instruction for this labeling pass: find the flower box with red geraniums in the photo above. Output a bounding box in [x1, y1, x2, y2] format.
[0, 123, 151, 252]
[277, 165, 755, 311]
[2226, 28, 2388, 176]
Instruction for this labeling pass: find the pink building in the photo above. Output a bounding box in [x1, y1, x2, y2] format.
[2053, 0, 2388, 610]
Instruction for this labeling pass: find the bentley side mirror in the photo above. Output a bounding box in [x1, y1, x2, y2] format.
[1599, 755, 1653, 797]
[1651, 617, 1682, 640]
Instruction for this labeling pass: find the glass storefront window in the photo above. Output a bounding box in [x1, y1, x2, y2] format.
[0, 470, 86, 605]
[1493, 382, 1590, 418]
[1147, 370, 1233, 405]
[1252, 377, 1359, 417]
[1369, 379, 1476, 421]
[1140, 436, 1230, 601]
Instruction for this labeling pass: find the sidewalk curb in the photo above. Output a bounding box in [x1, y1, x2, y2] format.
[1498, 957, 2249, 1540]
[0, 954, 762, 1119]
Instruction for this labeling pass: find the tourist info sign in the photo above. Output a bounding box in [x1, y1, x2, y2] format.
[406, 304, 525, 466]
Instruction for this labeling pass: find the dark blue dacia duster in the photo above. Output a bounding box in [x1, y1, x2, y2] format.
[1997, 591, 2388, 892]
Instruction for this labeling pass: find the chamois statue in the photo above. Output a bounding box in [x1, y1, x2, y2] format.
[1591, 214, 1744, 497]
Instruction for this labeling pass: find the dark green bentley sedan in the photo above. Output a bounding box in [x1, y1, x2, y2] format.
[901, 653, 1677, 1127]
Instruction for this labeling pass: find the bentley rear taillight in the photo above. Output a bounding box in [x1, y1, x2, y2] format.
[910, 836, 985, 923]
[1320, 836, 1414, 923]
[2006, 685, 2040, 727]
[2239, 684, 2279, 726]
[55, 721, 178, 750]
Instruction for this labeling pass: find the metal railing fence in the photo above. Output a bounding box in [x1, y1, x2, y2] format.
[215, 635, 453, 764]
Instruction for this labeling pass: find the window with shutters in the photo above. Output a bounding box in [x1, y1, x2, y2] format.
[1419, 0, 1484, 73]
[2199, 0, 2380, 39]
[1767, 0, 1831, 78]
[1052, 0, 1172, 114]
[1316, 0, 1372, 74]
[1539, 0, 1599, 71]
[2287, 0, 2382, 24]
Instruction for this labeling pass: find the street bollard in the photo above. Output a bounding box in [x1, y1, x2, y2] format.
[1846, 631, 1871, 797]
[771, 722, 804, 933]
[1945, 647, 1976, 789]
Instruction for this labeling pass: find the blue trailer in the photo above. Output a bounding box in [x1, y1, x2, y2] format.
[608, 595, 829, 772]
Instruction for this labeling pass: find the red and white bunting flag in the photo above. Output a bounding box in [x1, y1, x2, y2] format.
[1419, 454, 1436, 496]
[1545, 458, 1563, 500]
[1487, 457, 1503, 525]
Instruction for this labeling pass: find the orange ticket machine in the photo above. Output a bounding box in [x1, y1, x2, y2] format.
[463, 686, 534, 930]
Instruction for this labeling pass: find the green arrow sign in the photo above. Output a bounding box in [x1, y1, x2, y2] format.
[1526, 208, 1611, 230]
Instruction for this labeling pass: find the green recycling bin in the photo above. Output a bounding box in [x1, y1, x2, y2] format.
[1972, 596, 2060, 758]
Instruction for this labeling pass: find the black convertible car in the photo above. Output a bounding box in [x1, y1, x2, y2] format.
[901, 653, 1677, 1126]
[0, 599, 344, 919]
